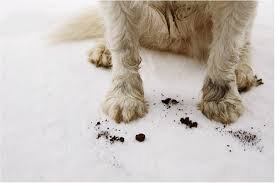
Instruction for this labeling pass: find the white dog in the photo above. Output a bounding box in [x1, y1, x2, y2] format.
[54, 1, 262, 124]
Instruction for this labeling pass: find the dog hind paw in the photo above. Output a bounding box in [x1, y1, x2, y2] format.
[88, 43, 112, 68]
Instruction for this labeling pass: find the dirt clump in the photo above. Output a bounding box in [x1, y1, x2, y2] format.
[180, 117, 198, 128]
[161, 98, 179, 106]
[136, 133, 146, 142]
[161, 98, 171, 105]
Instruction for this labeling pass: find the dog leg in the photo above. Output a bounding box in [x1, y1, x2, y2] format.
[198, 2, 257, 124]
[99, 2, 147, 122]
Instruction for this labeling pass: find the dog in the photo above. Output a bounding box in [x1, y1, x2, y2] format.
[54, 1, 262, 124]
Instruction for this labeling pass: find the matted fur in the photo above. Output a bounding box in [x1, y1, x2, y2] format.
[54, 1, 259, 124]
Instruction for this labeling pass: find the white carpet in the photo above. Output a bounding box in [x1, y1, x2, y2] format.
[0, 0, 274, 181]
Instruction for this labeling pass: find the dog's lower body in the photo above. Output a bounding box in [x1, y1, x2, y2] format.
[55, 1, 262, 124]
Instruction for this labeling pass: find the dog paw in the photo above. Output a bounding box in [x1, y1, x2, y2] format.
[102, 92, 147, 123]
[235, 64, 262, 92]
[199, 78, 244, 124]
[88, 43, 112, 68]
[198, 95, 244, 124]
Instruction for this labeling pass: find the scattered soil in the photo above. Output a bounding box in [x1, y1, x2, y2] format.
[92, 119, 125, 144]
[215, 126, 263, 152]
[97, 131, 109, 139]
[136, 133, 146, 142]
[159, 94, 196, 121]
[109, 136, 125, 143]
[228, 129, 259, 146]
[96, 130, 125, 144]
[91, 93, 264, 155]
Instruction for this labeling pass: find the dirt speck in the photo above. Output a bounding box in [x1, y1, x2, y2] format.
[161, 98, 179, 106]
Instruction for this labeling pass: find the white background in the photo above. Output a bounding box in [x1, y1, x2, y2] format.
[0, 0, 274, 181]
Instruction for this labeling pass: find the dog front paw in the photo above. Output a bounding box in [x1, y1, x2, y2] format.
[198, 78, 244, 124]
[102, 91, 147, 123]
[198, 96, 244, 124]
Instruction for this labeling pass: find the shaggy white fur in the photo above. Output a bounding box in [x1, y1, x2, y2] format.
[54, 1, 259, 124]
